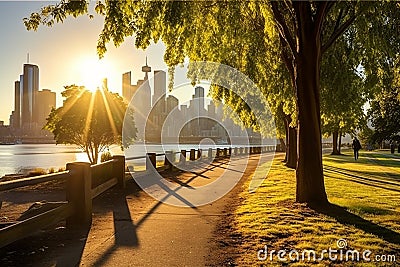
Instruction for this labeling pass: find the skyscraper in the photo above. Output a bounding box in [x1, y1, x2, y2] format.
[21, 64, 39, 131]
[153, 70, 166, 105]
[122, 59, 152, 140]
[11, 62, 56, 136]
[122, 71, 132, 101]
[13, 80, 21, 129]
[36, 89, 56, 129]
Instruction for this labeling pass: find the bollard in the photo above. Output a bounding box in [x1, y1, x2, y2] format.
[180, 150, 187, 165]
[208, 148, 213, 160]
[112, 155, 126, 188]
[164, 151, 173, 170]
[223, 148, 228, 157]
[229, 147, 232, 156]
[197, 149, 202, 160]
[216, 148, 221, 158]
[66, 162, 92, 228]
[190, 149, 196, 161]
[146, 153, 157, 170]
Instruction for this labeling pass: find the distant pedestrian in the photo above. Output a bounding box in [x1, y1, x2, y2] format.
[352, 137, 362, 160]
[390, 142, 395, 154]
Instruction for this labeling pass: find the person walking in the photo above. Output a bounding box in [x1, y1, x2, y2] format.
[352, 137, 362, 160]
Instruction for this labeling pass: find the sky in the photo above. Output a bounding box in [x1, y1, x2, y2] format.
[0, 1, 174, 123]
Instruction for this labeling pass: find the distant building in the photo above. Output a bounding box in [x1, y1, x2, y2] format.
[13, 80, 21, 129]
[121, 62, 257, 144]
[21, 64, 39, 132]
[122, 59, 152, 140]
[153, 70, 166, 105]
[36, 89, 56, 130]
[10, 62, 56, 137]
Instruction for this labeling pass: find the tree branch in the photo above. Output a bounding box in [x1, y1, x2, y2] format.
[322, 14, 357, 54]
[270, 1, 297, 57]
[314, 2, 330, 35]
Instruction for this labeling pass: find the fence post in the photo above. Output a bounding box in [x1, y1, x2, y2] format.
[146, 153, 157, 170]
[208, 148, 213, 160]
[234, 147, 238, 156]
[190, 149, 196, 161]
[228, 148, 232, 156]
[197, 149, 202, 160]
[216, 148, 221, 158]
[180, 150, 187, 165]
[245, 147, 249, 154]
[66, 162, 92, 228]
[223, 148, 228, 157]
[164, 151, 173, 170]
[112, 155, 125, 189]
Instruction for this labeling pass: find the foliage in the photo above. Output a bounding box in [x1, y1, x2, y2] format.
[320, 33, 367, 138]
[100, 150, 113, 163]
[358, 126, 375, 147]
[45, 85, 136, 164]
[369, 87, 400, 143]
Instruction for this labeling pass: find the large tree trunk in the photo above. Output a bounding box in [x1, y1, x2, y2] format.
[331, 130, 340, 155]
[284, 115, 297, 169]
[338, 130, 342, 154]
[295, 19, 328, 204]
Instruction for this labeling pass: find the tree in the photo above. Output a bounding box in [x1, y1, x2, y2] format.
[25, 1, 400, 204]
[369, 87, 400, 144]
[45, 85, 136, 164]
[320, 34, 366, 155]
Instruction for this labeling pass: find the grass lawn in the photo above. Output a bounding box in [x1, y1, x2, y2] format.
[232, 150, 400, 266]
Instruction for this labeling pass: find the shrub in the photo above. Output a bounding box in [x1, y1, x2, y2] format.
[101, 151, 113, 162]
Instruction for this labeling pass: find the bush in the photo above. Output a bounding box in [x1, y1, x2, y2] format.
[101, 151, 113, 162]
[27, 168, 47, 177]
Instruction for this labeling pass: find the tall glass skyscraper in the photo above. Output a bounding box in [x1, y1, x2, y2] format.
[21, 64, 39, 131]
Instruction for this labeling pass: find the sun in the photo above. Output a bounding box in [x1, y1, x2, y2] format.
[79, 57, 112, 92]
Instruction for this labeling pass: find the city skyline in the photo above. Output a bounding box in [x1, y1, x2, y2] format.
[0, 1, 168, 122]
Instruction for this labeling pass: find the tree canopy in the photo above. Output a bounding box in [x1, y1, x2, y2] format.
[45, 85, 136, 164]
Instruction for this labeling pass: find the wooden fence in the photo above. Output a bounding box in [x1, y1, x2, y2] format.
[0, 155, 125, 248]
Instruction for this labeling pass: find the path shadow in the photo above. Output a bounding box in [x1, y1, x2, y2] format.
[91, 185, 139, 267]
[310, 203, 400, 246]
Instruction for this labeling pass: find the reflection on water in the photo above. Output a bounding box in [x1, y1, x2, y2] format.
[0, 143, 229, 177]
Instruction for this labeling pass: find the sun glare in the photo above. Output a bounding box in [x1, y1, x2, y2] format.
[80, 57, 112, 92]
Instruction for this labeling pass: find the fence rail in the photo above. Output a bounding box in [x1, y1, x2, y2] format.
[0, 171, 70, 192]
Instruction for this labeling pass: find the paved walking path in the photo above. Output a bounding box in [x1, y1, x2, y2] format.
[41, 153, 275, 267]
